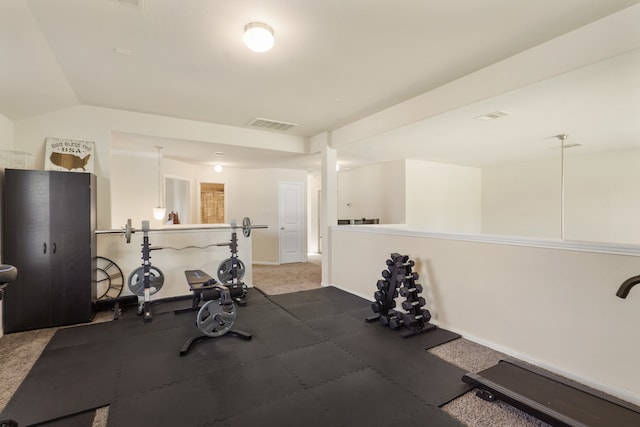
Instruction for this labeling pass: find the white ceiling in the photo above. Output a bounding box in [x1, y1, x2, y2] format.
[1, 1, 639, 171]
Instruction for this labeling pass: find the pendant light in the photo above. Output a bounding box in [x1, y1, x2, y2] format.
[153, 146, 166, 220]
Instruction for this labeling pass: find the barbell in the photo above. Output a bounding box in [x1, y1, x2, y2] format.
[96, 217, 266, 243]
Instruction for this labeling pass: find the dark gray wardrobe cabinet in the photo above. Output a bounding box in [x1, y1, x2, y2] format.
[2, 169, 96, 333]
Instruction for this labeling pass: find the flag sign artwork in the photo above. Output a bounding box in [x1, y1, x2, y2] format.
[45, 138, 95, 173]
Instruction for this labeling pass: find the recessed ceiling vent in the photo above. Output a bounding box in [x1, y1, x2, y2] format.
[248, 118, 298, 132]
[475, 110, 511, 121]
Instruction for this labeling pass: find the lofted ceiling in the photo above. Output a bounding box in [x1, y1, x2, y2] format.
[1, 0, 639, 170]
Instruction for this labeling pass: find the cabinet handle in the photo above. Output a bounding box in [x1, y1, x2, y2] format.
[53, 242, 57, 254]
[43, 242, 47, 254]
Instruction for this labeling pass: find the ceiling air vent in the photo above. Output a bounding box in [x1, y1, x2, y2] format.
[248, 118, 298, 132]
[475, 110, 511, 121]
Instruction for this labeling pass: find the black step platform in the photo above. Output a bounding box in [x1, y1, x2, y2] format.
[462, 358, 640, 427]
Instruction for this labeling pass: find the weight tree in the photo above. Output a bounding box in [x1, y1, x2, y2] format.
[366, 253, 435, 338]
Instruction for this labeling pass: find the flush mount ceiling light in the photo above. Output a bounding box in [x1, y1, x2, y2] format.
[243, 22, 274, 53]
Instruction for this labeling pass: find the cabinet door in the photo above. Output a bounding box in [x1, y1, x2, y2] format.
[48, 171, 94, 325]
[2, 169, 52, 332]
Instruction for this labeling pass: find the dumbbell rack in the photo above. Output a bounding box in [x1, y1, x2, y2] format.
[366, 253, 435, 338]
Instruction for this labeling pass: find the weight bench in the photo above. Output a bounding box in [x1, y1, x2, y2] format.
[176, 270, 246, 315]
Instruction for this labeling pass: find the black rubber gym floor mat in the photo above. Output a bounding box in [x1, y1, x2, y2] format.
[1, 287, 469, 426]
[276, 341, 367, 388]
[108, 356, 305, 426]
[334, 333, 471, 406]
[225, 389, 339, 427]
[1, 338, 118, 426]
[309, 367, 463, 426]
[36, 410, 96, 427]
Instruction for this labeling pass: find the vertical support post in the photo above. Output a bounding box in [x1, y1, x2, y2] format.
[321, 138, 337, 287]
[556, 134, 567, 240]
[141, 220, 152, 322]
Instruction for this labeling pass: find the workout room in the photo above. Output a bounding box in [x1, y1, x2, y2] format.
[1, 2, 639, 426]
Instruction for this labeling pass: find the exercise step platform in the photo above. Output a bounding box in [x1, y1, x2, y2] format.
[462, 358, 640, 427]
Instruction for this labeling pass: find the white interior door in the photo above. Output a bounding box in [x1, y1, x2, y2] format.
[279, 181, 304, 264]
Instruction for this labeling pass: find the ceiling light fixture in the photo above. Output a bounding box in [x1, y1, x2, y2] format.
[214, 152, 224, 173]
[243, 22, 274, 53]
[152, 146, 166, 221]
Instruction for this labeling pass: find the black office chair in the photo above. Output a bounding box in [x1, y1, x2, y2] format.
[0, 265, 18, 426]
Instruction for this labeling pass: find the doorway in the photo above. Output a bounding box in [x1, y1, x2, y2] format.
[200, 182, 225, 224]
[278, 181, 305, 264]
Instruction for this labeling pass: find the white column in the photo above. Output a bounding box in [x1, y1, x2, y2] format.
[320, 139, 337, 287]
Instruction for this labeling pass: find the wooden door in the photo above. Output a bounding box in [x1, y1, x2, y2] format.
[201, 183, 224, 223]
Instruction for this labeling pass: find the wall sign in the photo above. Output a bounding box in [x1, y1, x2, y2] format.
[45, 138, 95, 173]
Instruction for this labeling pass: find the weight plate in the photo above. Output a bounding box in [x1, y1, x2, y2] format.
[125, 218, 132, 243]
[217, 257, 245, 285]
[196, 300, 236, 337]
[127, 265, 165, 296]
[95, 256, 124, 300]
[242, 216, 251, 237]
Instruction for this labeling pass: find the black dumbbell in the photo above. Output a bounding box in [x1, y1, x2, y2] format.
[371, 302, 381, 314]
[374, 290, 386, 302]
[381, 269, 391, 279]
[379, 314, 390, 327]
[389, 315, 403, 330]
[401, 283, 424, 295]
[377, 279, 389, 291]
[401, 297, 426, 311]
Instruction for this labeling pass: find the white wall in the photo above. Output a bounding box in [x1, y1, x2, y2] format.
[13, 105, 307, 230]
[405, 159, 481, 232]
[565, 147, 640, 244]
[482, 158, 560, 239]
[223, 168, 308, 264]
[110, 151, 307, 264]
[482, 147, 640, 244]
[0, 114, 12, 149]
[329, 227, 640, 406]
[337, 161, 404, 223]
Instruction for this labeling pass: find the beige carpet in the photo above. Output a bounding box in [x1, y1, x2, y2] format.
[0, 256, 549, 427]
[252, 254, 322, 295]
